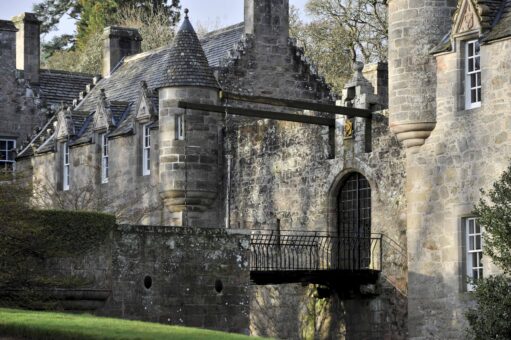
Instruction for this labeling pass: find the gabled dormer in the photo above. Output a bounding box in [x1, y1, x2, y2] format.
[93, 89, 116, 131]
[55, 107, 75, 141]
[135, 80, 157, 123]
[452, 0, 482, 38]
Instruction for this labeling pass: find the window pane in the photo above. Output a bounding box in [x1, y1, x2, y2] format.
[0, 151, 6, 161]
[475, 236, 481, 250]
[471, 89, 477, 103]
[469, 236, 474, 250]
[0, 141, 5, 150]
[471, 74, 476, 88]
[468, 42, 474, 57]
[472, 269, 477, 279]
[469, 219, 475, 234]
[475, 41, 480, 55]
[475, 57, 480, 71]
[479, 269, 483, 279]
[7, 141, 14, 149]
[477, 88, 481, 102]
[468, 58, 474, 72]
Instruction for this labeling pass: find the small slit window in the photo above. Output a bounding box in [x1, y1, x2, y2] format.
[101, 134, 109, 184]
[175, 114, 185, 140]
[465, 40, 481, 109]
[142, 124, 151, 176]
[63, 142, 70, 191]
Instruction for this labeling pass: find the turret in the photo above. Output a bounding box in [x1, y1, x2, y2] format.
[388, 0, 456, 150]
[157, 10, 222, 227]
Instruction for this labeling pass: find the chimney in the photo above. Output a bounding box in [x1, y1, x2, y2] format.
[0, 20, 17, 75]
[244, 0, 289, 44]
[102, 26, 142, 78]
[12, 13, 41, 84]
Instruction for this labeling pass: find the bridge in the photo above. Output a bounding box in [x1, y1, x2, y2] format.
[250, 230, 382, 288]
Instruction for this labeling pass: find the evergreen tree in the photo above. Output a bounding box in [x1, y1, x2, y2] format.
[466, 164, 511, 339]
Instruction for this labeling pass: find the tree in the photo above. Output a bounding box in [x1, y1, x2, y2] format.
[466, 164, 511, 339]
[41, 4, 180, 74]
[35, 0, 181, 74]
[289, 0, 388, 94]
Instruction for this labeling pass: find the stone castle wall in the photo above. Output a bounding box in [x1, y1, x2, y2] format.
[46, 225, 251, 334]
[404, 37, 511, 338]
[218, 11, 408, 335]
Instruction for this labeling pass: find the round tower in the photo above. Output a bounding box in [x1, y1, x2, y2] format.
[388, 0, 456, 149]
[158, 10, 222, 226]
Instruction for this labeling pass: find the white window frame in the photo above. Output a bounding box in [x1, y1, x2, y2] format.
[466, 217, 483, 291]
[101, 134, 109, 184]
[465, 40, 481, 109]
[175, 114, 185, 140]
[142, 124, 151, 176]
[63, 142, 70, 191]
[0, 138, 16, 172]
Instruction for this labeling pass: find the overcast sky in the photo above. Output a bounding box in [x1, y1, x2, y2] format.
[0, 0, 309, 42]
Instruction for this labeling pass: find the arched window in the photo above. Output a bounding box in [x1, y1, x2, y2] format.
[337, 172, 371, 269]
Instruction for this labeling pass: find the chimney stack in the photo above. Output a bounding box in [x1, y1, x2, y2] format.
[12, 13, 41, 84]
[102, 26, 142, 78]
[244, 0, 289, 44]
[0, 20, 17, 75]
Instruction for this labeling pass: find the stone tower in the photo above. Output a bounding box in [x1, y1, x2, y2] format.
[388, 0, 457, 337]
[158, 10, 222, 227]
[388, 0, 456, 150]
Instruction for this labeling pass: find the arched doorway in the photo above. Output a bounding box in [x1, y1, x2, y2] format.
[337, 172, 371, 269]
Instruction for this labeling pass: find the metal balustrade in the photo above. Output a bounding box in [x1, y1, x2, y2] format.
[250, 230, 382, 285]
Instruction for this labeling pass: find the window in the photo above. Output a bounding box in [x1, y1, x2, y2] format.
[175, 114, 185, 140]
[142, 124, 151, 176]
[465, 40, 481, 109]
[0, 139, 16, 172]
[101, 134, 109, 183]
[63, 142, 70, 191]
[466, 217, 483, 291]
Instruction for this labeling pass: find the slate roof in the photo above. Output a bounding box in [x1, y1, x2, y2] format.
[20, 18, 243, 157]
[485, 0, 511, 41]
[201, 23, 244, 69]
[432, 0, 511, 53]
[39, 69, 95, 109]
[161, 14, 219, 88]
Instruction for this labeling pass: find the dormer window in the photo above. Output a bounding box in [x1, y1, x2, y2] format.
[465, 40, 481, 109]
[63, 142, 70, 191]
[101, 134, 109, 184]
[142, 124, 151, 176]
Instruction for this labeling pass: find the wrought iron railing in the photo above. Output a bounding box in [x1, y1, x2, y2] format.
[250, 230, 382, 272]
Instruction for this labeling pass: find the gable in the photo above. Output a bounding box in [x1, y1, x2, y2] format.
[453, 0, 481, 36]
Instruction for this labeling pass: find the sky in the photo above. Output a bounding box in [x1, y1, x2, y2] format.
[0, 0, 309, 42]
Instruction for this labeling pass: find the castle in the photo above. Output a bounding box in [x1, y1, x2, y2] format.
[1, 0, 510, 338]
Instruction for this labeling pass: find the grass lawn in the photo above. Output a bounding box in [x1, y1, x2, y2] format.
[0, 308, 268, 340]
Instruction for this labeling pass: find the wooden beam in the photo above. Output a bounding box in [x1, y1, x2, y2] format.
[220, 91, 372, 119]
[177, 101, 335, 127]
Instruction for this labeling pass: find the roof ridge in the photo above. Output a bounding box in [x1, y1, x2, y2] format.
[202, 22, 244, 39]
[39, 69, 96, 78]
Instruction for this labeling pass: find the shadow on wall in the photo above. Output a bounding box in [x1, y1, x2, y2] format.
[249, 278, 408, 340]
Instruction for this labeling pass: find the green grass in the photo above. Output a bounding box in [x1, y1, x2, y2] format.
[0, 308, 266, 340]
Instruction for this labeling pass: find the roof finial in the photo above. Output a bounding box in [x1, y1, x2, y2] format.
[184, 8, 189, 19]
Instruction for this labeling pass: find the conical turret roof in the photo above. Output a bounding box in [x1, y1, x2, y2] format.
[161, 10, 219, 89]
